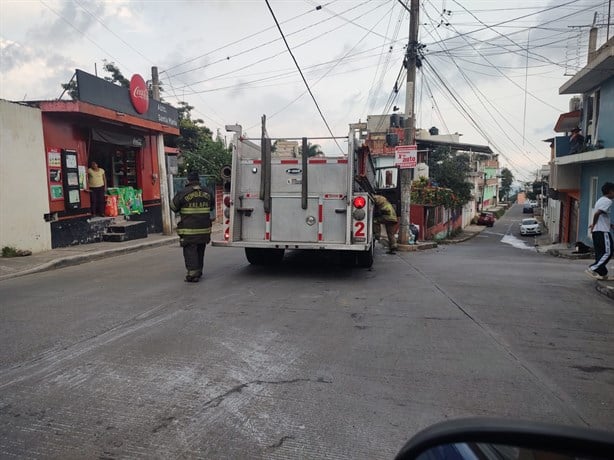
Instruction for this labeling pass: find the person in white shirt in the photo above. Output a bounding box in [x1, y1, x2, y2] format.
[586, 182, 614, 280]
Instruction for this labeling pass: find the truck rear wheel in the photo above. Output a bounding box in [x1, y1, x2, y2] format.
[245, 248, 285, 265]
[355, 244, 374, 268]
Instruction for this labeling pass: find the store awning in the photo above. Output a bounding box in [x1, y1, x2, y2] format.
[554, 110, 580, 133]
[91, 127, 145, 147]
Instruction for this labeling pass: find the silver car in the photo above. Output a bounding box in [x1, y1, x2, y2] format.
[520, 218, 541, 236]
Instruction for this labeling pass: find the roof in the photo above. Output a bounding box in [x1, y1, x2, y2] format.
[29, 100, 180, 135]
[560, 39, 614, 94]
[416, 138, 493, 154]
[553, 110, 581, 133]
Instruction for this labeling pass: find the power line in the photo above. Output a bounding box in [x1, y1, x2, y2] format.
[421, 4, 546, 169]
[422, 1, 550, 162]
[39, 0, 136, 79]
[427, 0, 604, 48]
[246, 0, 397, 130]
[165, 0, 378, 80]
[163, 0, 340, 74]
[171, 1, 390, 91]
[364, 2, 402, 114]
[264, 0, 343, 154]
[73, 0, 154, 65]
[450, 0, 604, 72]
[422, 59, 536, 178]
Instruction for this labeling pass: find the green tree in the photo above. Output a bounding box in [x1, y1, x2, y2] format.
[499, 167, 514, 201]
[176, 102, 231, 183]
[427, 147, 472, 205]
[102, 60, 130, 87]
[301, 142, 323, 157]
[60, 78, 78, 100]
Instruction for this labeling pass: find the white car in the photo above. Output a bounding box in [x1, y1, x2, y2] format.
[520, 218, 541, 236]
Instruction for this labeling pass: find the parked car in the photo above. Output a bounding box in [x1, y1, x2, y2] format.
[477, 212, 495, 227]
[523, 204, 533, 213]
[520, 218, 541, 236]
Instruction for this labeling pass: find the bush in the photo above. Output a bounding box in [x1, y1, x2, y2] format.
[2, 246, 31, 257]
[2, 246, 18, 257]
[494, 208, 506, 219]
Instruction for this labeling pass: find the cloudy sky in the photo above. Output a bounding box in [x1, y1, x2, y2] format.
[1, 0, 611, 181]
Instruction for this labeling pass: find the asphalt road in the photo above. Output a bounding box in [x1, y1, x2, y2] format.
[1, 204, 612, 459]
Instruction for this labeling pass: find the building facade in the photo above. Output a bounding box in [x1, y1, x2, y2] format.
[1, 69, 180, 251]
[550, 34, 614, 245]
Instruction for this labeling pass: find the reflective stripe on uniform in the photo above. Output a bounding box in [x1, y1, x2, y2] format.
[180, 207, 211, 214]
[177, 227, 212, 235]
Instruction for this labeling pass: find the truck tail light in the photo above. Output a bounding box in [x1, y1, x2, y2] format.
[353, 196, 366, 209]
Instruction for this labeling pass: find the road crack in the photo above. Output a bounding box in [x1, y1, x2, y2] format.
[268, 435, 295, 449]
[202, 377, 331, 410]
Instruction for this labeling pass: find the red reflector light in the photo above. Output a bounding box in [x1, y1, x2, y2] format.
[223, 196, 231, 207]
[224, 228, 230, 241]
[353, 196, 366, 209]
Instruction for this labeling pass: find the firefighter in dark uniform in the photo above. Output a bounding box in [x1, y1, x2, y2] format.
[373, 194, 398, 254]
[171, 171, 213, 282]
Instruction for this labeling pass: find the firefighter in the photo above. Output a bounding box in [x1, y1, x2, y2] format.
[171, 171, 213, 282]
[373, 194, 398, 254]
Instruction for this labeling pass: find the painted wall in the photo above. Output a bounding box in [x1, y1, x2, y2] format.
[410, 204, 463, 241]
[579, 160, 614, 245]
[596, 77, 614, 147]
[0, 100, 52, 252]
[545, 199, 561, 243]
[41, 113, 162, 216]
[41, 115, 89, 215]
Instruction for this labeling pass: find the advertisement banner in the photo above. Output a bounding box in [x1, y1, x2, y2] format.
[394, 145, 418, 169]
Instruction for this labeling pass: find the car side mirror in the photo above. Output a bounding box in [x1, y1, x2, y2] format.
[394, 418, 614, 460]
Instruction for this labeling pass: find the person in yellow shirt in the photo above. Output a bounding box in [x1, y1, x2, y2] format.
[88, 161, 107, 217]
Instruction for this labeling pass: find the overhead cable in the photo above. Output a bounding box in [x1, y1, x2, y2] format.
[264, 0, 343, 154]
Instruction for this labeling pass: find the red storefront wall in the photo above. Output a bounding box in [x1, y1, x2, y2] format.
[38, 100, 179, 247]
[41, 115, 161, 215]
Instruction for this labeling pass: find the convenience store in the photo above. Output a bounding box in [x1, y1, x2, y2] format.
[33, 69, 180, 248]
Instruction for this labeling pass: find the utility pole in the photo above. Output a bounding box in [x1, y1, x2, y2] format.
[152, 66, 172, 235]
[399, 0, 419, 245]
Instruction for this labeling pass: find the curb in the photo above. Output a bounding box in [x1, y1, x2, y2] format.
[397, 242, 438, 252]
[439, 229, 485, 245]
[596, 282, 614, 301]
[0, 237, 179, 282]
[544, 249, 593, 260]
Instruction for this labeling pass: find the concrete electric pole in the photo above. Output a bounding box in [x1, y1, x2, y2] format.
[398, 0, 419, 245]
[152, 66, 172, 235]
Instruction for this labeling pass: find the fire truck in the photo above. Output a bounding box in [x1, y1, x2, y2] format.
[212, 116, 378, 267]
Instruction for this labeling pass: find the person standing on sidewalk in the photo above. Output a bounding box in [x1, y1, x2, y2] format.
[170, 171, 213, 282]
[87, 161, 107, 217]
[586, 182, 614, 280]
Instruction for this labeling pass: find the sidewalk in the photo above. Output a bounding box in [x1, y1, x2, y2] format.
[533, 221, 614, 301]
[0, 233, 180, 282]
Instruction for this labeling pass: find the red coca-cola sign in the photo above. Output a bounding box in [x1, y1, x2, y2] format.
[129, 74, 149, 114]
